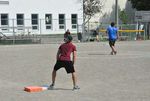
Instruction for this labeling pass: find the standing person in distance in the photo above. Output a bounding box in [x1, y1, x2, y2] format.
[49, 35, 80, 90]
[64, 29, 71, 38]
[106, 22, 119, 55]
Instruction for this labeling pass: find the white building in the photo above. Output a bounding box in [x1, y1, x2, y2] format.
[102, 0, 134, 22]
[0, 0, 135, 36]
[92, 0, 134, 24]
[0, 0, 83, 35]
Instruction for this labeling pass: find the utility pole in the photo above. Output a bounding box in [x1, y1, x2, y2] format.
[115, 0, 119, 28]
[82, 0, 85, 41]
[82, 0, 85, 34]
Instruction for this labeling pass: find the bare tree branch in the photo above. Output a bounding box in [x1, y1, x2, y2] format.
[83, 0, 104, 25]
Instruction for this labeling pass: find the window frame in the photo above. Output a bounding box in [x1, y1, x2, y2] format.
[58, 14, 65, 29]
[31, 14, 39, 30]
[16, 14, 24, 26]
[71, 14, 78, 29]
[45, 14, 52, 30]
[1, 13, 9, 26]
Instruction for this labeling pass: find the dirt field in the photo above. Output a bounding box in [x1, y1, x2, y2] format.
[0, 40, 150, 101]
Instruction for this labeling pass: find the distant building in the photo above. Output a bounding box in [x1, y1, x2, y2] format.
[91, 0, 134, 24]
[86, 0, 135, 30]
[0, 0, 83, 35]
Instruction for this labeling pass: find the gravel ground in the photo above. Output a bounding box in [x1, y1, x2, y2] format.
[0, 40, 150, 101]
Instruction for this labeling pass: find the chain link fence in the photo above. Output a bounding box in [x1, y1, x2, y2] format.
[0, 18, 82, 44]
[0, 19, 148, 44]
[82, 22, 147, 42]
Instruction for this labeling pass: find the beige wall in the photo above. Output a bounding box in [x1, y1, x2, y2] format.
[90, 0, 134, 24]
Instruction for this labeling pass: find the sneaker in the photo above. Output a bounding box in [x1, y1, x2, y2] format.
[73, 85, 80, 90]
[48, 84, 54, 90]
[114, 51, 117, 55]
[110, 51, 113, 55]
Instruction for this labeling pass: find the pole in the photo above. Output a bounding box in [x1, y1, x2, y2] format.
[12, 19, 15, 44]
[82, 0, 85, 41]
[39, 19, 42, 43]
[115, 0, 119, 28]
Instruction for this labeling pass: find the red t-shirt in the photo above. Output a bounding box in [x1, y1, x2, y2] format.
[59, 42, 76, 61]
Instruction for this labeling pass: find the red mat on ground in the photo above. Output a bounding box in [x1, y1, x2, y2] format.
[24, 86, 47, 92]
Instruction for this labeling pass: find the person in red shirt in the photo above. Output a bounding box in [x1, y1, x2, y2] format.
[49, 35, 79, 90]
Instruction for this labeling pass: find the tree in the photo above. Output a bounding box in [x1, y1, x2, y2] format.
[83, 0, 104, 25]
[128, 0, 150, 10]
[119, 9, 128, 24]
[129, 0, 150, 39]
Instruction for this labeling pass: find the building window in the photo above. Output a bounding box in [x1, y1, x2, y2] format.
[31, 14, 38, 30]
[1, 14, 8, 26]
[45, 14, 52, 30]
[59, 14, 65, 29]
[71, 14, 77, 29]
[17, 14, 24, 26]
[1, 14, 9, 31]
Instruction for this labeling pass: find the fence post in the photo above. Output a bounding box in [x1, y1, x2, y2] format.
[144, 30, 146, 40]
[12, 19, 15, 44]
[39, 19, 42, 43]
